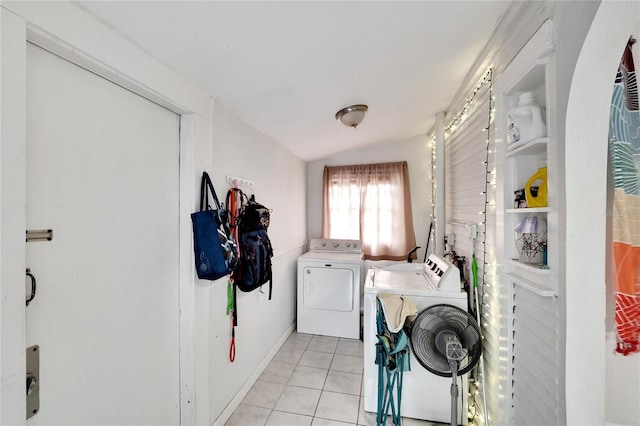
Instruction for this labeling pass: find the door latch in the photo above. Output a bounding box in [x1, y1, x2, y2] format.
[26, 345, 39, 419]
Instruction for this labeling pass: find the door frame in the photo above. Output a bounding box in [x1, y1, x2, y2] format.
[1, 4, 211, 424]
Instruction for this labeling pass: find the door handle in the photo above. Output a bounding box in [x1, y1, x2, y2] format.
[26, 268, 36, 306]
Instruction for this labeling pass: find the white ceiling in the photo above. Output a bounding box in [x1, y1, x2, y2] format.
[76, 1, 508, 162]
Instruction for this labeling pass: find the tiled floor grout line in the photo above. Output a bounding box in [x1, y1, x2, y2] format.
[294, 336, 353, 424]
[226, 333, 447, 425]
[229, 334, 372, 425]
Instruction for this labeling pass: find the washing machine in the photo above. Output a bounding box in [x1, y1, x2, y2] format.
[363, 254, 468, 424]
[297, 238, 364, 339]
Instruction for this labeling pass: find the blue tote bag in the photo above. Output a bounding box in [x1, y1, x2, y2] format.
[191, 172, 238, 280]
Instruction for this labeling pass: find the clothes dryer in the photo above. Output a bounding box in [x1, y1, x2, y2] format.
[363, 255, 468, 424]
[297, 239, 364, 339]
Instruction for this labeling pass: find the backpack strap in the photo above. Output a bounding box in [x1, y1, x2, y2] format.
[257, 278, 272, 300]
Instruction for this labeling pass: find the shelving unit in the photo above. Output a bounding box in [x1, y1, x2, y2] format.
[505, 273, 556, 297]
[505, 207, 550, 214]
[509, 259, 550, 275]
[501, 55, 555, 290]
[506, 136, 548, 156]
[495, 21, 561, 425]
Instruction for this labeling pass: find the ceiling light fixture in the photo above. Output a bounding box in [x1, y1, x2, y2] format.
[335, 104, 368, 128]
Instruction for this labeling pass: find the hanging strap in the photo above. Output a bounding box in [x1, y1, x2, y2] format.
[226, 279, 234, 316]
[232, 279, 238, 326]
[226, 188, 245, 244]
[226, 188, 245, 326]
[200, 171, 223, 212]
[229, 310, 236, 363]
[226, 278, 237, 362]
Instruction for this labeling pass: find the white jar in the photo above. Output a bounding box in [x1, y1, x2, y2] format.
[507, 92, 546, 145]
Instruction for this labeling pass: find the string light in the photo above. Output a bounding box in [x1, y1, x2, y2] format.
[429, 132, 437, 255]
[444, 69, 493, 137]
[477, 67, 494, 426]
[429, 67, 495, 426]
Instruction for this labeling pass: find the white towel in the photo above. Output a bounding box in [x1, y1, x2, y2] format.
[378, 293, 418, 333]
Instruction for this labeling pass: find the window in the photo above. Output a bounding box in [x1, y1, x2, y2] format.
[322, 161, 417, 260]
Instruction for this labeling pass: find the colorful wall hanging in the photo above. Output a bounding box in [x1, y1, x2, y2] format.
[610, 36, 640, 355]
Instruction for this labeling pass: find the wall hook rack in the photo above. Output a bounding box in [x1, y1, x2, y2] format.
[226, 175, 254, 190]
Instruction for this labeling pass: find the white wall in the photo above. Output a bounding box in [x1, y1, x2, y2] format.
[0, 2, 307, 426]
[565, 2, 640, 425]
[307, 134, 432, 262]
[544, 3, 602, 424]
[207, 103, 306, 424]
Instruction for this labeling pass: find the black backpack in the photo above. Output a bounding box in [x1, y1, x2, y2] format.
[231, 193, 273, 298]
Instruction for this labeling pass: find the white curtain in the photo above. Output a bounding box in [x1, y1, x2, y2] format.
[322, 161, 417, 260]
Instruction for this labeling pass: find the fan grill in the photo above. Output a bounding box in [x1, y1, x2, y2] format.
[410, 304, 482, 377]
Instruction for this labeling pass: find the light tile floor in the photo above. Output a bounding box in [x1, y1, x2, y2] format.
[225, 332, 445, 426]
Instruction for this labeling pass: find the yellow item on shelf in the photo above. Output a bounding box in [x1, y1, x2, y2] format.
[525, 166, 548, 207]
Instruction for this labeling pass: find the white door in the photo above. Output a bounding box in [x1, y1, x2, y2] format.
[25, 43, 181, 425]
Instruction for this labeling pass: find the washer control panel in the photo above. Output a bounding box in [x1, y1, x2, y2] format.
[424, 254, 460, 292]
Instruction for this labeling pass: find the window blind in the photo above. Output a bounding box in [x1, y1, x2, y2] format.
[510, 283, 560, 425]
[443, 74, 498, 425]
